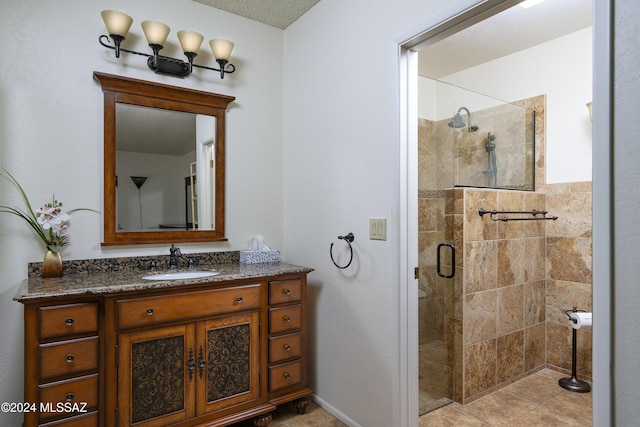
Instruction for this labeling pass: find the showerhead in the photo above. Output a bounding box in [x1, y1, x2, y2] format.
[448, 107, 479, 132]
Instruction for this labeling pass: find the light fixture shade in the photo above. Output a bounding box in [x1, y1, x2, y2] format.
[177, 30, 204, 54]
[101, 10, 133, 37]
[587, 102, 593, 121]
[209, 38, 234, 60]
[141, 21, 171, 46]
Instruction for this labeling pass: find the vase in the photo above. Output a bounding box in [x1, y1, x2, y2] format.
[42, 250, 63, 278]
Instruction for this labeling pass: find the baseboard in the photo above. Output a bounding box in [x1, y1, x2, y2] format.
[311, 394, 360, 427]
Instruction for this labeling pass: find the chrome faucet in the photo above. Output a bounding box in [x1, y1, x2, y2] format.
[169, 244, 182, 269]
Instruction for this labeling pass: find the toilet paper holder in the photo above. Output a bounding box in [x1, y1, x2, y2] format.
[559, 306, 592, 393]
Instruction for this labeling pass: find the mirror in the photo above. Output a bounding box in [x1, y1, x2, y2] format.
[94, 72, 235, 245]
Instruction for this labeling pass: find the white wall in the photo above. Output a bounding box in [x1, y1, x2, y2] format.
[0, 1, 283, 424]
[282, 0, 480, 425]
[440, 27, 593, 184]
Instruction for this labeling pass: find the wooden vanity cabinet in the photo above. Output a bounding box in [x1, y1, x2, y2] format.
[20, 271, 312, 427]
[23, 301, 101, 427]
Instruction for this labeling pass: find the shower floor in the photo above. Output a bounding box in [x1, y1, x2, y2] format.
[419, 339, 452, 415]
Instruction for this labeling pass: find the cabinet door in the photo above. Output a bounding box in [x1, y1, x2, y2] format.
[196, 312, 260, 414]
[118, 324, 196, 426]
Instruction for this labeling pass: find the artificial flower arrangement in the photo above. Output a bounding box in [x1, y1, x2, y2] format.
[0, 169, 96, 276]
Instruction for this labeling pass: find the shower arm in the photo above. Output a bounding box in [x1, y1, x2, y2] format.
[457, 107, 477, 132]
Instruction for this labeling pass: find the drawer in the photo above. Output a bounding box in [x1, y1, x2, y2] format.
[39, 303, 98, 340]
[39, 337, 98, 382]
[269, 279, 302, 305]
[269, 333, 301, 363]
[269, 305, 302, 334]
[39, 411, 98, 427]
[116, 284, 260, 330]
[39, 374, 98, 422]
[269, 360, 302, 392]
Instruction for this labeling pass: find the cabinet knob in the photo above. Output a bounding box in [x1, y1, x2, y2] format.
[65, 317, 74, 326]
[146, 308, 154, 316]
[284, 316, 291, 323]
[65, 393, 75, 402]
[284, 344, 292, 351]
[283, 289, 291, 295]
[66, 354, 75, 363]
[283, 372, 291, 380]
[236, 296, 243, 303]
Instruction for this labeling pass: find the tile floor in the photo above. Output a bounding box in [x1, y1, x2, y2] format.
[419, 368, 592, 427]
[230, 369, 591, 426]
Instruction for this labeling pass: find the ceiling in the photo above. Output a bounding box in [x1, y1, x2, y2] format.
[192, 0, 321, 29]
[191, 0, 591, 78]
[417, 0, 593, 78]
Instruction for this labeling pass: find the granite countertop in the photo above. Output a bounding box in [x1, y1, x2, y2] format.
[14, 262, 313, 302]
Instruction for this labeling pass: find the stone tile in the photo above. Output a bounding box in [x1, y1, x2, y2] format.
[465, 240, 498, 293]
[497, 285, 524, 336]
[418, 405, 488, 426]
[497, 239, 525, 287]
[546, 279, 592, 325]
[496, 191, 524, 239]
[464, 339, 497, 398]
[524, 280, 546, 326]
[546, 322, 592, 379]
[523, 192, 547, 238]
[546, 237, 592, 284]
[230, 401, 347, 427]
[456, 390, 536, 425]
[524, 323, 545, 371]
[419, 197, 440, 232]
[465, 189, 497, 241]
[543, 390, 593, 426]
[497, 330, 524, 383]
[464, 291, 497, 345]
[501, 370, 564, 405]
[506, 406, 585, 427]
[524, 237, 546, 283]
[546, 191, 592, 238]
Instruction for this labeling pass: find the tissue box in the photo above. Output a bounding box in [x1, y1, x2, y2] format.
[240, 250, 280, 263]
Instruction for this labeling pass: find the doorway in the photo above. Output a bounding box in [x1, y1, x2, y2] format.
[400, 0, 594, 420]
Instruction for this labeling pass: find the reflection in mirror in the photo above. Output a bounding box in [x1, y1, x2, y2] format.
[115, 104, 216, 232]
[94, 71, 235, 245]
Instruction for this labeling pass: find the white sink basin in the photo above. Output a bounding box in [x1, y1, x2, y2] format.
[142, 270, 220, 281]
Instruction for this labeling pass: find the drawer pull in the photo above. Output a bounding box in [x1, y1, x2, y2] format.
[283, 289, 291, 295]
[146, 308, 154, 316]
[236, 296, 243, 303]
[65, 317, 74, 326]
[284, 372, 291, 380]
[66, 354, 75, 363]
[284, 316, 291, 323]
[284, 344, 292, 351]
[65, 393, 75, 402]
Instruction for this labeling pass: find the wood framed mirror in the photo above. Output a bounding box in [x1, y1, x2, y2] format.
[94, 72, 234, 245]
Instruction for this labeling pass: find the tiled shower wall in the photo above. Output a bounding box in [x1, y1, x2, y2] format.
[439, 185, 593, 404]
[544, 182, 593, 380]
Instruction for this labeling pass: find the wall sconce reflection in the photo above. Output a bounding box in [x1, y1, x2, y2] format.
[99, 10, 235, 79]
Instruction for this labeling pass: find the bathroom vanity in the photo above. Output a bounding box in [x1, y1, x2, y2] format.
[15, 260, 313, 427]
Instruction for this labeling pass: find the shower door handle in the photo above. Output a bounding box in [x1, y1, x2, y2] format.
[436, 243, 455, 278]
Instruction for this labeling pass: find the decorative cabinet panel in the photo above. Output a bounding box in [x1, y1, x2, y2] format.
[19, 269, 312, 427]
[118, 324, 196, 426]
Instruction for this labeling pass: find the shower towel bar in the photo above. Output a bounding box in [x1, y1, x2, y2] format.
[478, 208, 558, 222]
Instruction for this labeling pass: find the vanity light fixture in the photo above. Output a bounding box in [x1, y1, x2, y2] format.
[99, 10, 236, 79]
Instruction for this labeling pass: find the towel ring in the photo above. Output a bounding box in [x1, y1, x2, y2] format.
[330, 233, 355, 269]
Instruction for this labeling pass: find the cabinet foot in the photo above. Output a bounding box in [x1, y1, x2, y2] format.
[293, 397, 310, 414]
[253, 412, 273, 426]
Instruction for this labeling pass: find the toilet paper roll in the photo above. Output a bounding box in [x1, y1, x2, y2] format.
[569, 312, 592, 329]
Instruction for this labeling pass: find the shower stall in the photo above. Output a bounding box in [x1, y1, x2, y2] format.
[417, 77, 536, 414]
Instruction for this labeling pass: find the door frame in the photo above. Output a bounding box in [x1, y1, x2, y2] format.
[397, 0, 612, 425]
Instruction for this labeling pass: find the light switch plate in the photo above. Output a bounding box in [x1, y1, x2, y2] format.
[369, 218, 387, 240]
